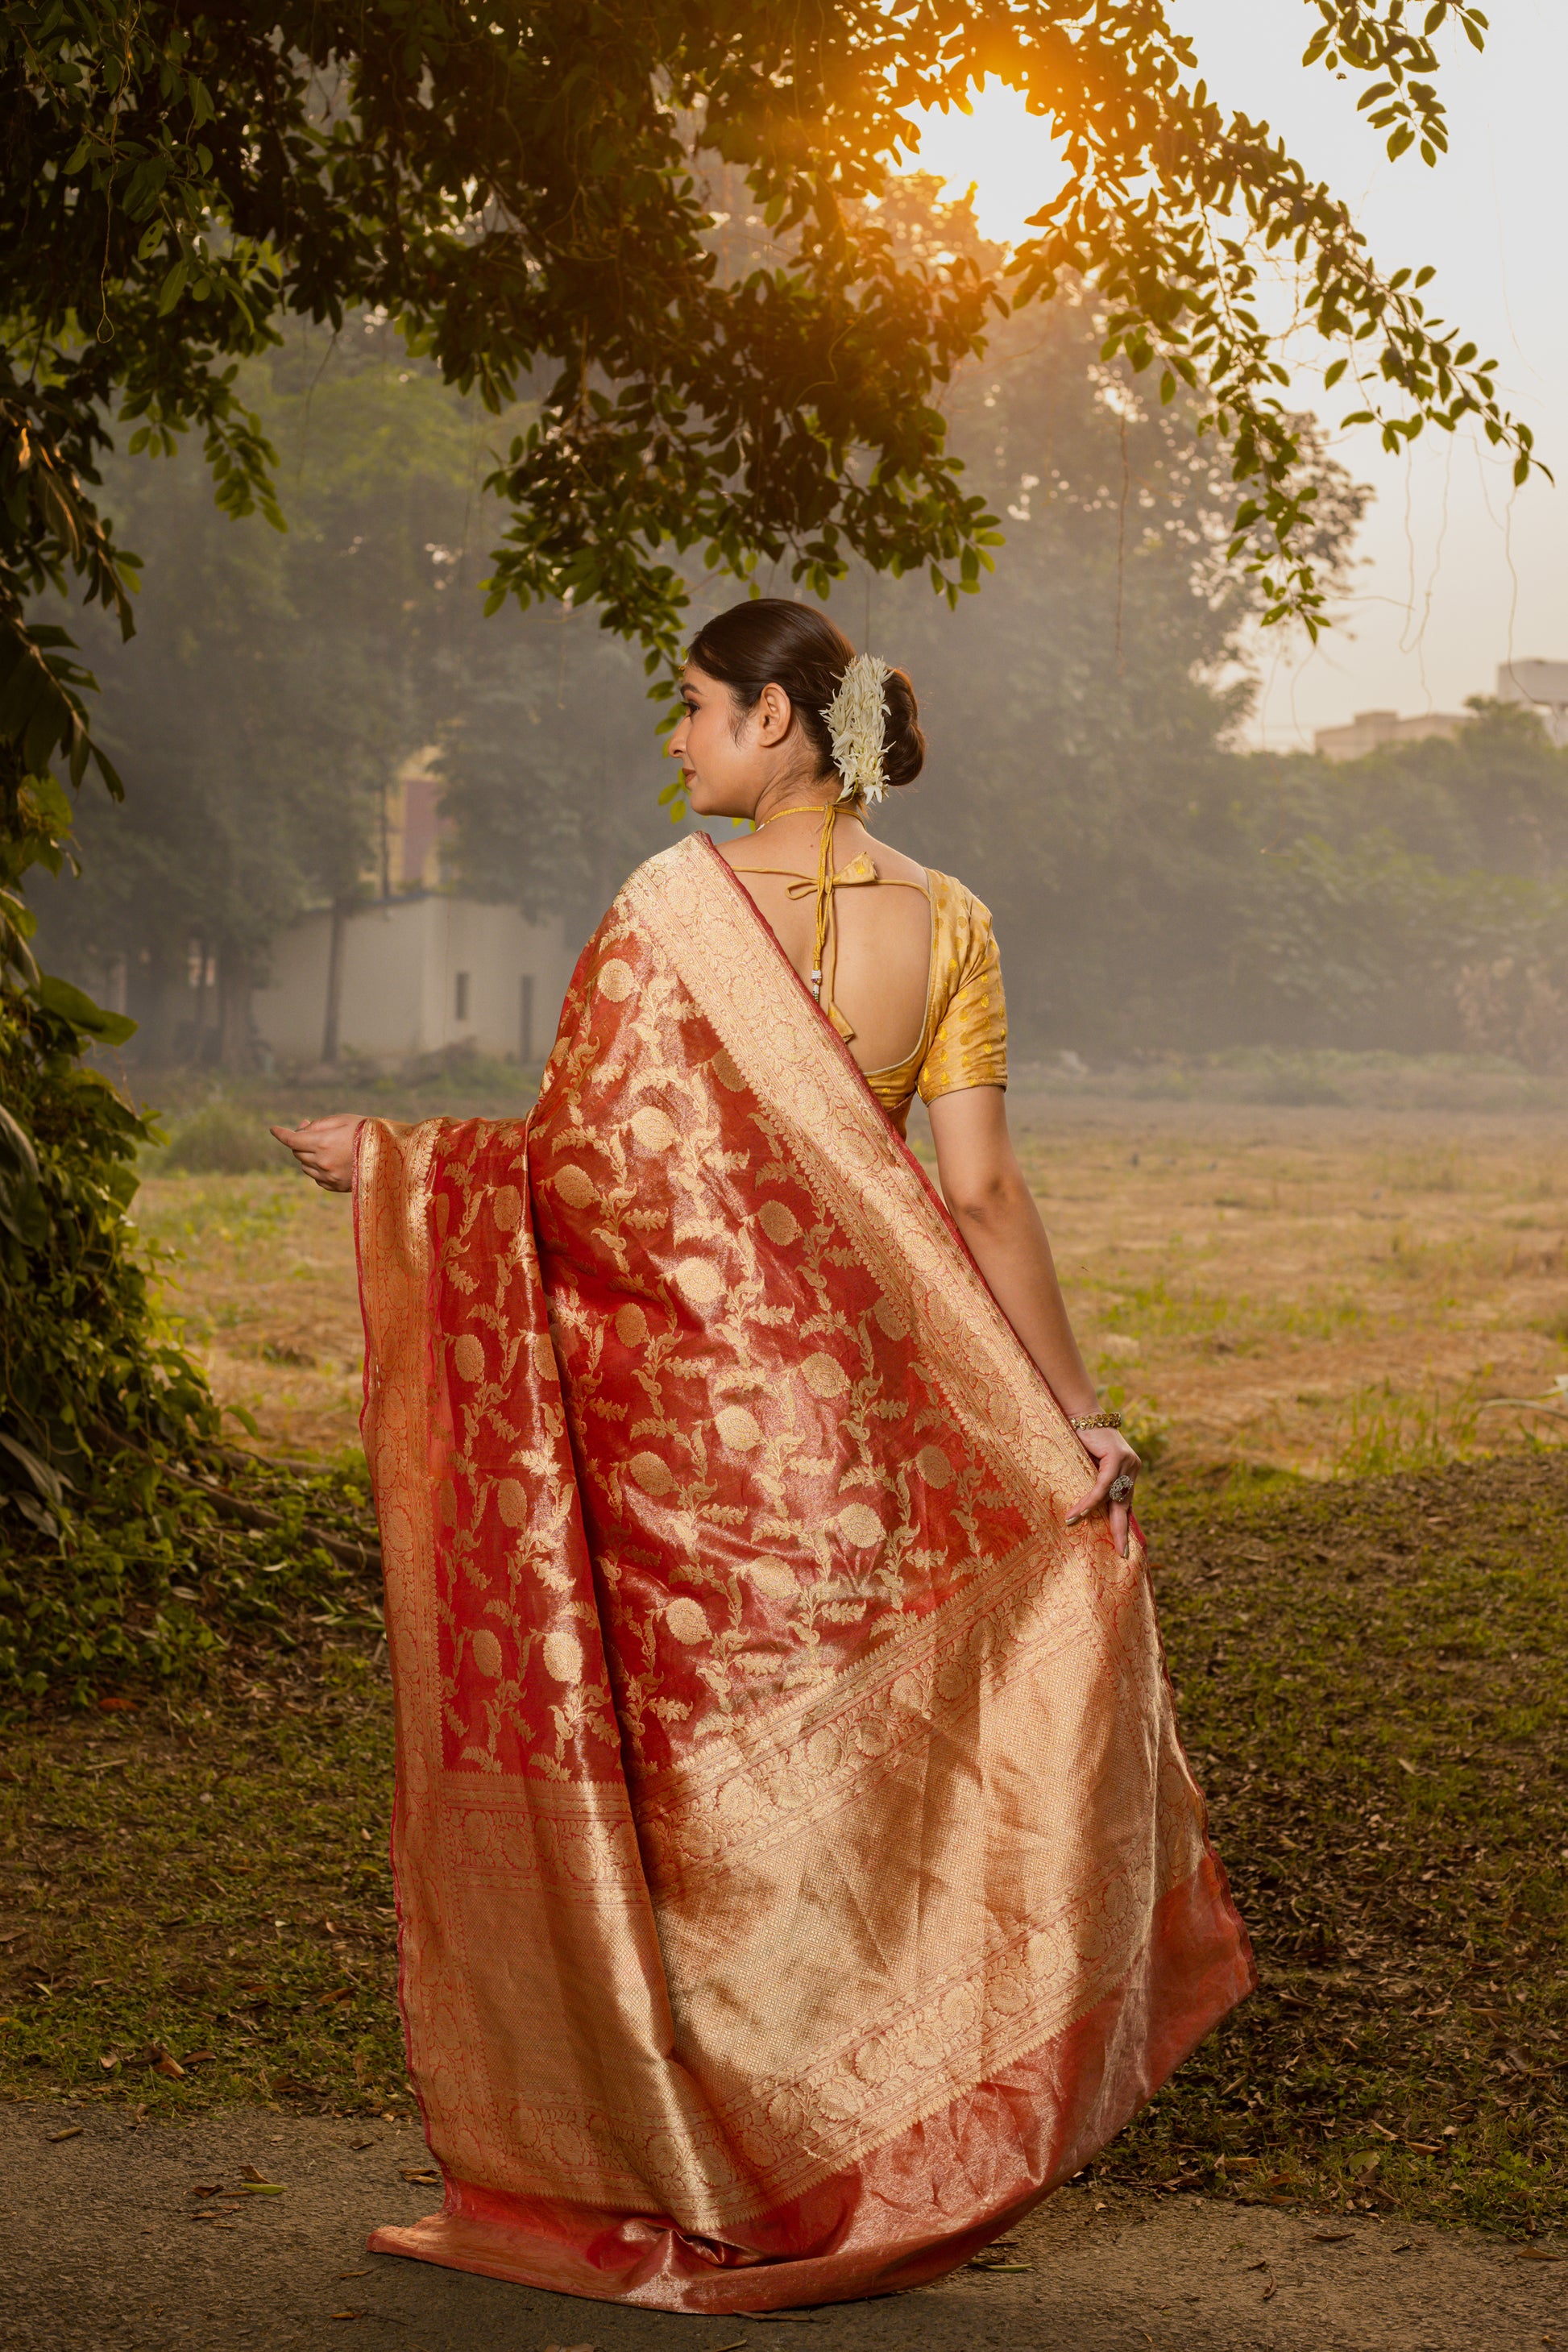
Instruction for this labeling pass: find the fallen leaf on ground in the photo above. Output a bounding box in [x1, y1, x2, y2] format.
[317, 1985, 355, 2009]
[183, 2051, 215, 2067]
[46, 2126, 83, 2143]
[239, 2181, 284, 2196]
[189, 2185, 224, 2196]
[239, 2163, 270, 2183]
[1515, 2251, 1562, 2263]
[400, 2167, 439, 2184]
[153, 2055, 185, 2081]
[349, 2140, 376, 2151]
[330, 2313, 359, 2322]
[338, 2271, 369, 2280]
[1263, 2278, 1277, 2303]
[1312, 2233, 1352, 2243]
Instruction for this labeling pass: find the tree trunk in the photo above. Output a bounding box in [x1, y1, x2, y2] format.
[321, 898, 350, 1066]
[218, 950, 256, 1070]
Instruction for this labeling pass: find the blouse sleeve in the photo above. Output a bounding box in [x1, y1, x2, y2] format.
[917, 881, 1008, 1104]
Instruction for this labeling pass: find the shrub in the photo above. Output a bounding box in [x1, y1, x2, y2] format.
[164, 1101, 281, 1176]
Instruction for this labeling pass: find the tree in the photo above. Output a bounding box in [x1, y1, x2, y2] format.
[2, 2, 1538, 815]
[31, 323, 495, 1064]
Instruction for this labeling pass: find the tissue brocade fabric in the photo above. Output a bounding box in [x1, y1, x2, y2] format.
[355, 834, 1252, 2311]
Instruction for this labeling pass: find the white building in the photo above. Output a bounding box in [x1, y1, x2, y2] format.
[1313, 708, 1469, 762]
[252, 894, 574, 1069]
[1496, 660, 1568, 746]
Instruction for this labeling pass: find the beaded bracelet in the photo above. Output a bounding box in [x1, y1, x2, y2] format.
[1068, 1410, 1123, 1432]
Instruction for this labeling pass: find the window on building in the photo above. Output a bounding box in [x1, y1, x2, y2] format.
[520, 974, 534, 1063]
[454, 970, 471, 1023]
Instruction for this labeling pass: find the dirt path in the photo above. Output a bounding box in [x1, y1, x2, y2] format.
[2, 2102, 1558, 2352]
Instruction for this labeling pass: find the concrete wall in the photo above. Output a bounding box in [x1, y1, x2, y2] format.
[252, 895, 575, 1067]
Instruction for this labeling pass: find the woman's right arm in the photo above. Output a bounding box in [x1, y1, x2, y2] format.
[926, 1085, 1139, 1554]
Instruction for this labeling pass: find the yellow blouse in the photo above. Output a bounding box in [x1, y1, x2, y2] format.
[863, 867, 1008, 1135]
[741, 837, 1008, 1137]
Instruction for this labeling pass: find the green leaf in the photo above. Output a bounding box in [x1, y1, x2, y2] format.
[0, 1433, 64, 1507]
[33, 974, 139, 1047]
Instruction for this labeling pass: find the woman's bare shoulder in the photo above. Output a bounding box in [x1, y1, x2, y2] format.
[863, 836, 927, 887]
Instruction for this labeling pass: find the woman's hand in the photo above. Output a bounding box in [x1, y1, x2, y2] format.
[1065, 1424, 1142, 1560]
[269, 1114, 363, 1194]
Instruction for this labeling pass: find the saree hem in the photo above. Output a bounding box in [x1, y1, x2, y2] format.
[365, 1854, 1252, 2311]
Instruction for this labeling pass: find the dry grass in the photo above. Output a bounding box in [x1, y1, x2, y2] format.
[138, 1089, 1568, 1479]
[987, 1090, 1568, 1478]
[134, 1173, 363, 1458]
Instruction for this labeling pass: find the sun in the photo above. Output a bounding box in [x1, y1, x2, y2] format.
[895, 80, 1072, 249]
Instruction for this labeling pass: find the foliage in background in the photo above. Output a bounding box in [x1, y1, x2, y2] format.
[0, 973, 218, 1529]
[35, 259, 1568, 1072]
[2, 0, 1531, 749]
[1231, 704, 1568, 1066]
[30, 326, 506, 1057]
[0, 1446, 375, 1703]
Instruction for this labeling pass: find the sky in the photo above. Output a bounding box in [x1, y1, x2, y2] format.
[904, 2, 1568, 750]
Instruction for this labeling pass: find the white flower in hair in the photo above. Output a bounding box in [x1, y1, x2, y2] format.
[822, 652, 894, 807]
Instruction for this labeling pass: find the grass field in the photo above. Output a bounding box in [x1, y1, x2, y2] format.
[137, 1084, 1568, 1479]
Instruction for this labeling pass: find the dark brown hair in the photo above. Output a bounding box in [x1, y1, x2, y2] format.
[687, 599, 925, 792]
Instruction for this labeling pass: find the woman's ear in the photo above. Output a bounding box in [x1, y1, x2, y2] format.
[754, 682, 794, 744]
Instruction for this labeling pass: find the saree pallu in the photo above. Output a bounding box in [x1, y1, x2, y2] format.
[355, 834, 1253, 2310]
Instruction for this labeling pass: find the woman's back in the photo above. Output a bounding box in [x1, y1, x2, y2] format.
[717, 808, 1006, 1133]
[718, 811, 932, 1076]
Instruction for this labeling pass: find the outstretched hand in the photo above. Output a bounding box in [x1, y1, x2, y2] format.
[1064, 1423, 1141, 1561]
[270, 1114, 363, 1194]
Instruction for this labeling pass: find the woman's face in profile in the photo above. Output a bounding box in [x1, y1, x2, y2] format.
[668, 664, 751, 817]
[669, 664, 804, 818]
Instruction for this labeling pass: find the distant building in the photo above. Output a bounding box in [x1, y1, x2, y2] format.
[251, 894, 573, 1071]
[1496, 660, 1568, 747]
[248, 745, 575, 1070]
[1313, 708, 1469, 763]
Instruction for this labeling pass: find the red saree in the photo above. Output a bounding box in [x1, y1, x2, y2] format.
[355, 834, 1252, 2310]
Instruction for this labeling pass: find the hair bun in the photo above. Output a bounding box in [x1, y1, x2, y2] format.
[686, 597, 924, 797]
[879, 667, 925, 791]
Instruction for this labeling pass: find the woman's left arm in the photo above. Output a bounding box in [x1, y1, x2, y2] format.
[270, 1113, 363, 1193]
[926, 1085, 1139, 1555]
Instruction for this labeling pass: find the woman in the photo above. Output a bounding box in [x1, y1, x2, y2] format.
[273, 599, 1251, 2313]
